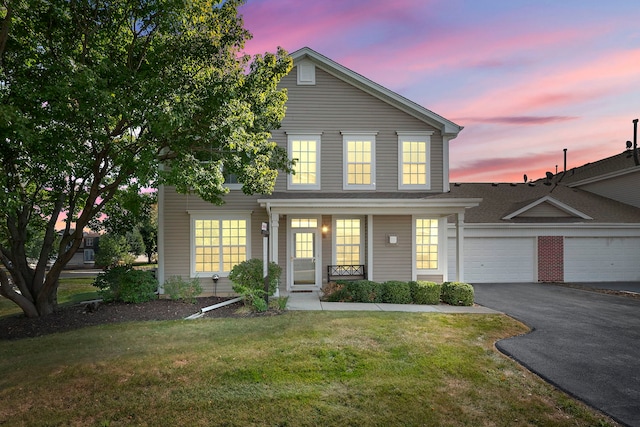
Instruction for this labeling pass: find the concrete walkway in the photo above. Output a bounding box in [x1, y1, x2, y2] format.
[283, 291, 501, 314]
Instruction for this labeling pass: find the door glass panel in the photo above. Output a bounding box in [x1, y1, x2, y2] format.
[293, 231, 316, 285]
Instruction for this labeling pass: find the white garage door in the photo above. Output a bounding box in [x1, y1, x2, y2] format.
[449, 237, 536, 283]
[564, 237, 640, 282]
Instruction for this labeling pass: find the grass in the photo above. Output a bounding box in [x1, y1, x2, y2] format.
[0, 311, 618, 426]
[0, 277, 99, 318]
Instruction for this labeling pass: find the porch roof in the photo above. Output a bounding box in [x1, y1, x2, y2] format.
[258, 192, 481, 215]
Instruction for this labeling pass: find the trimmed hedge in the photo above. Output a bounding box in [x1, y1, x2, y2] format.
[321, 279, 473, 306]
[410, 281, 441, 305]
[441, 281, 474, 306]
[381, 281, 412, 304]
[348, 280, 384, 303]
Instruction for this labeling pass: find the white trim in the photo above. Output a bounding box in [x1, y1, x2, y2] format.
[412, 216, 446, 280]
[287, 133, 322, 190]
[287, 215, 322, 291]
[341, 131, 377, 190]
[567, 167, 640, 187]
[297, 59, 316, 85]
[502, 195, 592, 220]
[331, 216, 365, 265]
[397, 131, 434, 190]
[188, 211, 252, 278]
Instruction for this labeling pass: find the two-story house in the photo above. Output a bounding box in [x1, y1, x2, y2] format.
[157, 47, 482, 295]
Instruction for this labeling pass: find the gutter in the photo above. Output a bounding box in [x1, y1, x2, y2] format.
[184, 296, 243, 320]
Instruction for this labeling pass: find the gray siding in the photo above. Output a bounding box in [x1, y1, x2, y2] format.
[273, 67, 444, 193]
[371, 215, 413, 282]
[162, 186, 266, 295]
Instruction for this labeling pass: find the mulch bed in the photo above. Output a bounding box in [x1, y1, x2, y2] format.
[0, 297, 282, 341]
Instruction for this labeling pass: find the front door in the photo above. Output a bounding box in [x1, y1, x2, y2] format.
[289, 218, 321, 290]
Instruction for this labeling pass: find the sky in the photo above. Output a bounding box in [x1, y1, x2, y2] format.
[238, 0, 640, 183]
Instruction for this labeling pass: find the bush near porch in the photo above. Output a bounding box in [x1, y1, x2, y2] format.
[322, 280, 474, 306]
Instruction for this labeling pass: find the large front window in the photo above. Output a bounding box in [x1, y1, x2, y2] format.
[342, 132, 376, 190]
[288, 133, 321, 190]
[398, 132, 433, 189]
[415, 218, 438, 270]
[335, 218, 362, 265]
[192, 216, 249, 276]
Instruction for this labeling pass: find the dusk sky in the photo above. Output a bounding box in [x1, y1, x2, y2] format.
[239, 0, 640, 183]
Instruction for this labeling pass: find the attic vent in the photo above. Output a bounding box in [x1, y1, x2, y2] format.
[297, 60, 316, 85]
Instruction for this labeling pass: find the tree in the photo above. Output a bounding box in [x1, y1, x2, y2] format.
[0, 0, 293, 317]
[94, 234, 133, 268]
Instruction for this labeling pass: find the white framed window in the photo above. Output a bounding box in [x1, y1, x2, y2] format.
[189, 212, 251, 277]
[342, 132, 376, 190]
[334, 218, 363, 265]
[414, 218, 439, 270]
[85, 237, 94, 247]
[398, 131, 433, 190]
[288, 133, 321, 190]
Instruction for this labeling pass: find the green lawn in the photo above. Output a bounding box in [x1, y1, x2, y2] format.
[0, 311, 617, 426]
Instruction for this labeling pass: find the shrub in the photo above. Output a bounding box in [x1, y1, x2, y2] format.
[93, 266, 157, 303]
[410, 281, 441, 305]
[441, 282, 474, 306]
[347, 280, 383, 303]
[229, 259, 282, 296]
[381, 281, 412, 304]
[321, 281, 350, 302]
[269, 296, 289, 311]
[232, 283, 267, 309]
[163, 276, 203, 303]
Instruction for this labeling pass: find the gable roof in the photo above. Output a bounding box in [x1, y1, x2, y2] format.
[290, 47, 463, 137]
[443, 182, 640, 224]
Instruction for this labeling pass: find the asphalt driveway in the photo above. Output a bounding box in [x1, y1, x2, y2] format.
[473, 283, 640, 427]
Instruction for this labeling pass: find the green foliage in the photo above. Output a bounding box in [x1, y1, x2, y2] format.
[410, 281, 442, 305]
[381, 281, 412, 304]
[232, 283, 266, 310]
[94, 234, 134, 268]
[0, 0, 292, 317]
[346, 280, 383, 303]
[441, 282, 475, 306]
[163, 276, 203, 304]
[93, 266, 157, 303]
[269, 296, 289, 311]
[251, 296, 268, 313]
[229, 259, 281, 296]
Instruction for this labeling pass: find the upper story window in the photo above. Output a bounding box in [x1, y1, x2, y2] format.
[84, 237, 94, 247]
[288, 133, 321, 190]
[342, 132, 376, 190]
[398, 131, 434, 190]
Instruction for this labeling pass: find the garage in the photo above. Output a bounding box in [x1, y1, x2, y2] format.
[564, 237, 640, 282]
[449, 237, 536, 283]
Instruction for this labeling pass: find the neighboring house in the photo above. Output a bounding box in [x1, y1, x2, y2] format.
[158, 47, 482, 295]
[445, 163, 640, 283]
[560, 151, 640, 208]
[65, 231, 100, 269]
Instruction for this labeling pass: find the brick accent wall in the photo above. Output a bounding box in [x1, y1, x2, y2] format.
[538, 236, 564, 282]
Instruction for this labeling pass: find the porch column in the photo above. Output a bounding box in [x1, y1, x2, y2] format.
[270, 213, 280, 296]
[455, 212, 465, 282]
